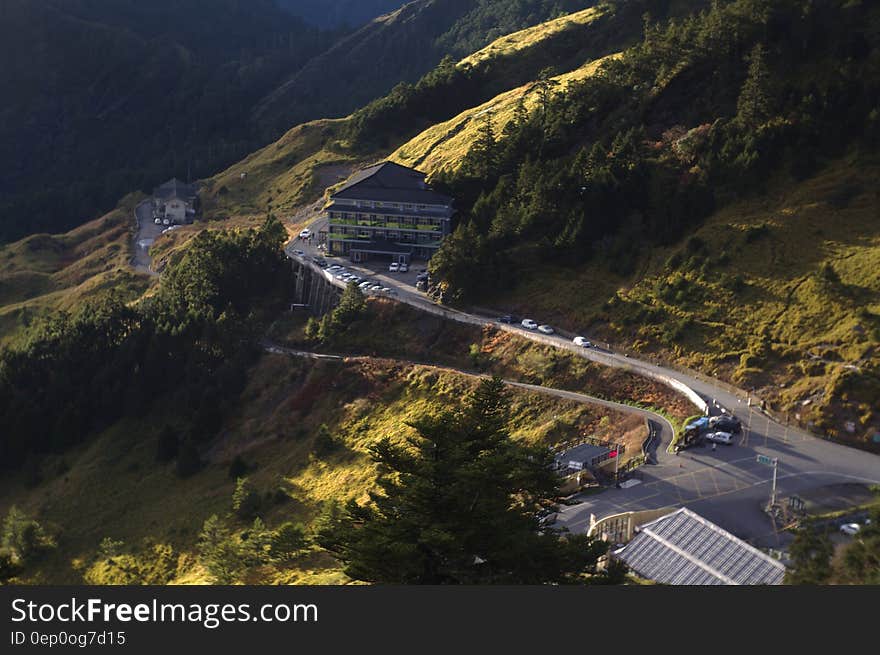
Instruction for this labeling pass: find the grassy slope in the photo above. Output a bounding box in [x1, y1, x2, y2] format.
[391, 53, 619, 174]
[458, 5, 606, 68]
[0, 193, 152, 345]
[0, 352, 637, 584]
[494, 155, 880, 448]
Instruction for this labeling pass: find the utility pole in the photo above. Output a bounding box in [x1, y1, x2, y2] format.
[756, 454, 779, 511]
[770, 457, 778, 509]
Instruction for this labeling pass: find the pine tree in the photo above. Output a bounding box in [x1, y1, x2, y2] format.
[785, 523, 833, 584]
[466, 111, 499, 179]
[736, 43, 773, 129]
[316, 377, 608, 584]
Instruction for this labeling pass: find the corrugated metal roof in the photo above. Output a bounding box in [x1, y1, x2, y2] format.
[615, 508, 786, 585]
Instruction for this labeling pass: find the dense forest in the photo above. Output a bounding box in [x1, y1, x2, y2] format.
[427, 0, 880, 301]
[0, 216, 293, 472]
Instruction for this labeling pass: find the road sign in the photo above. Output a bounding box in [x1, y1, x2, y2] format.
[756, 454, 776, 466]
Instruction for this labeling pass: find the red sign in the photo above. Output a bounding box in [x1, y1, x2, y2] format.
[608, 450, 618, 458]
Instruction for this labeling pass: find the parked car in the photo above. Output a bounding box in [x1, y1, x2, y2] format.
[369, 284, 383, 291]
[163, 219, 171, 226]
[416, 272, 429, 282]
[573, 336, 592, 347]
[538, 513, 558, 527]
[388, 262, 400, 272]
[358, 281, 373, 289]
[292, 249, 305, 256]
[521, 319, 538, 330]
[299, 228, 311, 239]
[710, 415, 742, 434]
[705, 431, 734, 445]
[840, 523, 861, 536]
[538, 325, 555, 335]
[399, 263, 409, 273]
[498, 315, 518, 324]
[154, 218, 162, 225]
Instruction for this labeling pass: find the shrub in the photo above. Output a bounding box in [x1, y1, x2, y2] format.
[232, 477, 262, 521]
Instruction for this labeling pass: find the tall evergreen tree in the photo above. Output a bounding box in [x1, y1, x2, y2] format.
[316, 377, 608, 584]
[736, 43, 773, 129]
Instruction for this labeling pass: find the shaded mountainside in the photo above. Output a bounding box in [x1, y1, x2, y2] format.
[251, 0, 603, 141]
[0, 0, 325, 243]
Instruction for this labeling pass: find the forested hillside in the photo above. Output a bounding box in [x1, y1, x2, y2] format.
[250, 0, 601, 140]
[422, 0, 880, 447]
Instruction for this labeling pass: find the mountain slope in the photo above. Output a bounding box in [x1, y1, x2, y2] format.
[0, 0, 324, 243]
[251, 0, 604, 141]
[276, 0, 409, 29]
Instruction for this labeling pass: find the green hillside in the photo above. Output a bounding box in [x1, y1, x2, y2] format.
[0, 194, 151, 347]
[0, 325, 650, 584]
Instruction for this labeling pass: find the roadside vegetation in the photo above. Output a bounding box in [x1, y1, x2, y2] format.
[272, 295, 695, 421]
[786, 501, 880, 585]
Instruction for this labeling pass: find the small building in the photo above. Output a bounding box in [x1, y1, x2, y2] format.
[612, 507, 786, 585]
[325, 162, 455, 263]
[153, 178, 198, 225]
[554, 442, 614, 473]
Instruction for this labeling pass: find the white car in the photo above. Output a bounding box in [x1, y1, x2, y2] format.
[299, 228, 312, 239]
[154, 218, 161, 225]
[840, 523, 861, 536]
[573, 336, 592, 348]
[358, 281, 373, 289]
[521, 319, 538, 330]
[399, 263, 409, 273]
[388, 263, 400, 272]
[705, 431, 734, 445]
[538, 325, 554, 335]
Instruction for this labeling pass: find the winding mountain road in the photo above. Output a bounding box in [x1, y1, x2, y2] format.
[285, 246, 880, 548]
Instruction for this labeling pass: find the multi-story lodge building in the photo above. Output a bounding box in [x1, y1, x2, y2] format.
[324, 162, 455, 264]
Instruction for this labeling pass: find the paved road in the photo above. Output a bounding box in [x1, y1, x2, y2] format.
[132, 200, 162, 276]
[284, 220, 880, 548]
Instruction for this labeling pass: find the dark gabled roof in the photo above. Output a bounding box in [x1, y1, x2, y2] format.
[555, 443, 610, 466]
[154, 178, 197, 202]
[331, 161, 453, 205]
[614, 508, 786, 585]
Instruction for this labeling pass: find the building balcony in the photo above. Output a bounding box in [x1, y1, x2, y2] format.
[328, 218, 442, 233]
